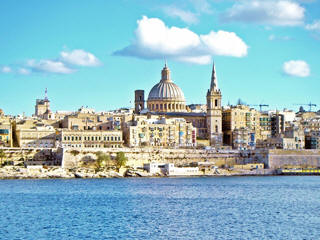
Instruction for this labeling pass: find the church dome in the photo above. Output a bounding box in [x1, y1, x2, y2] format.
[147, 64, 186, 112]
[148, 64, 185, 102]
[148, 81, 185, 101]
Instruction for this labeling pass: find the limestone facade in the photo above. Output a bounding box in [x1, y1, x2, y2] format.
[57, 129, 123, 148]
[123, 115, 196, 147]
[16, 126, 56, 148]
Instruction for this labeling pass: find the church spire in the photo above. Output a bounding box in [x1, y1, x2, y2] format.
[210, 62, 219, 91]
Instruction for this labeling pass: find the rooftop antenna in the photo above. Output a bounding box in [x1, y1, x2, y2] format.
[44, 88, 48, 101]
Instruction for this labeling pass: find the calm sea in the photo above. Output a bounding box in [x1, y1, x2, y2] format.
[0, 177, 319, 240]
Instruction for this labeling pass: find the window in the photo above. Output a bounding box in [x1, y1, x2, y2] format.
[215, 99, 218, 107]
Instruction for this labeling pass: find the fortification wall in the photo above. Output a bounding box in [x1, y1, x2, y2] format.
[267, 149, 320, 169]
[61, 147, 241, 169]
[242, 149, 320, 169]
[0, 147, 61, 165]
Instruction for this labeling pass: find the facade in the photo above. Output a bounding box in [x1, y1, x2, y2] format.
[305, 131, 320, 149]
[222, 105, 260, 147]
[232, 127, 255, 150]
[271, 113, 285, 137]
[124, 116, 196, 147]
[16, 126, 56, 148]
[147, 63, 186, 113]
[0, 122, 12, 147]
[259, 112, 271, 141]
[57, 130, 123, 148]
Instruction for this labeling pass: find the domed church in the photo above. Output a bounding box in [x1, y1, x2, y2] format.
[134, 62, 222, 146]
[146, 63, 186, 113]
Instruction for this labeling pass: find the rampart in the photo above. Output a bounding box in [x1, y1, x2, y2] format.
[61, 147, 241, 169]
[242, 149, 320, 169]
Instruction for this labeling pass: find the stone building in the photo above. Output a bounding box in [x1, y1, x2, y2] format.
[232, 127, 255, 150]
[57, 129, 123, 148]
[16, 126, 56, 148]
[123, 115, 196, 147]
[0, 112, 12, 147]
[35, 89, 51, 119]
[222, 104, 260, 146]
[305, 131, 320, 149]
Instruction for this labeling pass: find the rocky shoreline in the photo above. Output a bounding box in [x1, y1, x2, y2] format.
[0, 166, 277, 179]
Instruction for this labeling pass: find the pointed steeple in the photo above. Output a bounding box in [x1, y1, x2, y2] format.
[210, 62, 219, 91]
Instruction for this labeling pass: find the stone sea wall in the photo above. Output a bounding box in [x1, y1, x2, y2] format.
[2, 147, 320, 170]
[62, 147, 242, 169]
[242, 149, 320, 169]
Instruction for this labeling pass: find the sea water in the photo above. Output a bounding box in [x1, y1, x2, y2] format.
[0, 176, 319, 239]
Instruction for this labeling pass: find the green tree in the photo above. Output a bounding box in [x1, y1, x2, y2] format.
[0, 149, 6, 166]
[115, 152, 128, 170]
[95, 151, 111, 171]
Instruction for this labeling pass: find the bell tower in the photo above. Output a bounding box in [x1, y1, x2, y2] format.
[206, 62, 222, 147]
[134, 90, 145, 114]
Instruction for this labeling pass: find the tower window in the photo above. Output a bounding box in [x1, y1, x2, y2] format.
[216, 126, 218, 133]
[215, 99, 218, 107]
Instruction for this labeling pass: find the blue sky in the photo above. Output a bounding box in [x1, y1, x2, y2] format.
[1, 0, 320, 115]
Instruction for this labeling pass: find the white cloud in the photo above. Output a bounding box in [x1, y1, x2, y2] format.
[18, 68, 31, 75]
[268, 34, 292, 41]
[221, 1, 305, 26]
[305, 20, 320, 31]
[201, 30, 248, 57]
[60, 49, 101, 66]
[283, 60, 310, 77]
[114, 16, 248, 64]
[163, 6, 198, 24]
[1, 66, 11, 73]
[28, 59, 75, 74]
[189, 0, 212, 14]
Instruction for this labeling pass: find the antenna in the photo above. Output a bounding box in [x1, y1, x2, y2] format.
[45, 88, 48, 101]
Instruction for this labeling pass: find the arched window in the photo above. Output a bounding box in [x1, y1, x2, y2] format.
[156, 104, 158, 110]
[215, 125, 218, 133]
[215, 99, 218, 107]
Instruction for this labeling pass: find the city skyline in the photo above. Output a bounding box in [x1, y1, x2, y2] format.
[1, 0, 320, 115]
